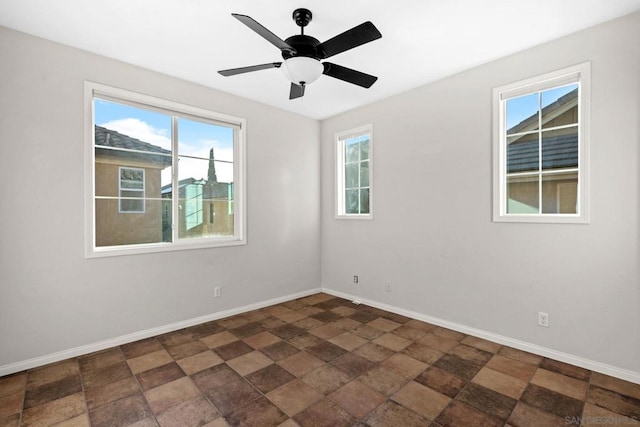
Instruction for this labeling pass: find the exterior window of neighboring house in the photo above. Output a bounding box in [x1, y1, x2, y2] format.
[85, 82, 246, 257]
[335, 125, 373, 219]
[493, 62, 590, 223]
[119, 167, 145, 213]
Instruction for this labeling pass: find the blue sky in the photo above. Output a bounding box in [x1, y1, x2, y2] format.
[95, 98, 234, 184]
[506, 83, 578, 130]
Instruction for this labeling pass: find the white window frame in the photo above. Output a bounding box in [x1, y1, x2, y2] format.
[118, 166, 145, 213]
[84, 81, 247, 258]
[335, 124, 373, 219]
[492, 62, 590, 224]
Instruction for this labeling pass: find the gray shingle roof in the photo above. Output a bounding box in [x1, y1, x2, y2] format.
[507, 133, 578, 173]
[95, 125, 171, 168]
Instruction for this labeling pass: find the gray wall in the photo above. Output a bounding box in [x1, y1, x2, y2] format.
[0, 27, 320, 368]
[320, 12, 639, 375]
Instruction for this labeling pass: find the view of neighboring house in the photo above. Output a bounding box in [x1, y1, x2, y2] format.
[94, 127, 233, 247]
[506, 88, 579, 214]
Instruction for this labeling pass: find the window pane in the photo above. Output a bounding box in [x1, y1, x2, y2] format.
[542, 172, 578, 213]
[506, 93, 539, 134]
[345, 189, 359, 214]
[345, 140, 359, 162]
[345, 163, 359, 188]
[507, 133, 539, 173]
[541, 84, 578, 129]
[541, 127, 578, 170]
[360, 188, 370, 214]
[360, 138, 369, 160]
[507, 175, 539, 214]
[360, 161, 369, 187]
[95, 199, 166, 246]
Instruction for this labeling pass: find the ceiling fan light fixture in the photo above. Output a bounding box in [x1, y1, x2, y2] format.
[281, 56, 323, 86]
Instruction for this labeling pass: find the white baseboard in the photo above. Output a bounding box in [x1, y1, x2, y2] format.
[0, 288, 321, 377]
[322, 287, 640, 385]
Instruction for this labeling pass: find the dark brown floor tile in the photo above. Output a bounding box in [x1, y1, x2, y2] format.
[417, 333, 460, 353]
[294, 398, 357, 427]
[259, 316, 287, 330]
[136, 362, 184, 392]
[309, 324, 344, 340]
[21, 392, 86, 427]
[245, 364, 296, 393]
[520, 383, 584, 420]
[507, 401, 566, 427]
[330, 352, 376, 379]
[217, 315, 249, 330]
[165, 340, 209, 360]
[381, 312, 412, 324]
[367, 318, 401, 332]
[581, 402, 640, 426]
[590, 372, 640, 400]
[539, 358, 591, 381]
[473, 367, 528, 400]
[359, 366, 409, 396]
[302, 365, 352, 395]
[331, 317, 363, 331]
[89, 393, 153, 427]
[306, 341, 347, 362]
[449, 344, 493, 366]
[270, 324, 306, 340]
[352, 324, 386, 340]
[433, 354, 483, 381]
[460, 336, 502, 354]
[498, 347, 543, 366]
[0, 373, 26, 398]
[0, 413, 20, 427]
[158, 328, 210, 348]
[121, 338, 164, 359]
[435, 400, 503, 427]
[363, 400, 430, 427]
[458, 382, 517, 420]
[0, 392, 23, 419]
[587, 385, 640, 419]
[85, 376, 139, 411]
[328, 381, 386, 419]
[402, 342, 445, 364]
[292, 317, 324, 330]
[310, 311, 342, 323]
[213, 340, 253, 361]
[23, 374, 82, 409]
[191, 363, 242, 395]
[203, 376, 261, 416]
[229, 322, 265, 339]
[26, 360, 79, 390]
[186, 321, 226, 338]
[349, 311, 379, 324]
[155, 395, 219, 427]
[314, 299, 348, 311]
[79, 348, 124, 375]
[486, 355, 537, 382]
[226, 396, 287, 427]
[433, 327, 466, 342]
[261, 341, 300, 361]
[288, 333, 324, 350]
[353, 342, 395, 363]
[82, 360, 133, 390]
[414, 367, 467, 398]
[380, 353, 428, 379]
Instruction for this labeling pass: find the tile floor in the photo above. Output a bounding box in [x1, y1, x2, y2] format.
[1, 293, 639, 426]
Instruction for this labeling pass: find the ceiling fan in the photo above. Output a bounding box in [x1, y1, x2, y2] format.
[218, 8, 382, 100]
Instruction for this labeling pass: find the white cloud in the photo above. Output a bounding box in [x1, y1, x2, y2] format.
[99, 118, 171, 150]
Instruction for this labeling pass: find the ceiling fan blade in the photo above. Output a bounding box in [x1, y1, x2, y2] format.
[317, 21, 382, 59]
[218, 62, 282, 77]
[322, 62, 378, 88]
[289, 83, 305, 100]
[232, 14, 296, 54]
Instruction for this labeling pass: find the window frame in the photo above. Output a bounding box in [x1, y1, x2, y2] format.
[492, 62, 590, 224]
[84, 81, 247, 258]
[335, 124, 373, 220]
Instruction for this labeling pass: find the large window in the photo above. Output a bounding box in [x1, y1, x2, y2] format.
[493, 63, 590, 223]
[336, 125, 373, 219]
[85, 82, 246, 257]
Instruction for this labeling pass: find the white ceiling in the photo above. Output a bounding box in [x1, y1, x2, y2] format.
[2, 0, 639, 119]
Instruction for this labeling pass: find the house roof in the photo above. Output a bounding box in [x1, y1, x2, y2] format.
[95, 125, 172, 168]
[507, 133, 578, 173]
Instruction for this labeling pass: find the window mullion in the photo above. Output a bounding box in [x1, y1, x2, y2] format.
[171, 116, 179, 243]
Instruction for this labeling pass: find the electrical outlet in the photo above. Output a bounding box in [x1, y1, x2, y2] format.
[353, 275, 359, 284]
[385, 283, 392, 292]
[214, 287, 222, 298]
[538, 312, 549, 327]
